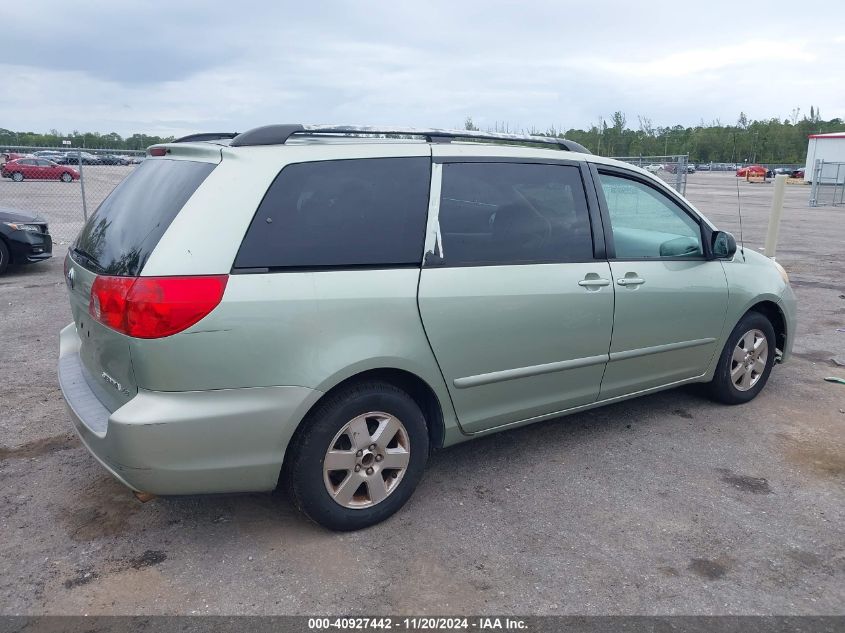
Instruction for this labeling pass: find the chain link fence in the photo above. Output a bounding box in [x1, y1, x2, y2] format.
[0, 146, 145, 244]
[610, 155, 689, 194]
[809, 159, 845, 207]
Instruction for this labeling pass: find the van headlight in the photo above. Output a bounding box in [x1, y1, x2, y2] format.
[773, 260, 789, 284]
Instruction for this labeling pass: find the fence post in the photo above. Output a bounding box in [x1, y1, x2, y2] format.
[764, 174, 787, 258]
[674, 155, 685, 193]
[809, 159, 822, 207]
[77, 153, 88, 221]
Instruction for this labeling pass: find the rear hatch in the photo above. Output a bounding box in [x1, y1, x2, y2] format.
[66, 154, 218, 412]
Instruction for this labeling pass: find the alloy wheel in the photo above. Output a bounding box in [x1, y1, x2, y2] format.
[730, 328, 768, 391]
[323, 411, 410, 509]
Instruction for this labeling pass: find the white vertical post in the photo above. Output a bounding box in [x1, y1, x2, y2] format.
[809, 159, 822, 207]
[764, 174, 787, 258]
[77, 153, 88, 221]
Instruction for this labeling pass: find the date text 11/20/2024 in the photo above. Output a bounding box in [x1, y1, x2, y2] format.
[307, 617, 528, 630]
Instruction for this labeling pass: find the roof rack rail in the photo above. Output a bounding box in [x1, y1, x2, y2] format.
[228, 124, 591, 153]
[173, 132, 239, 143]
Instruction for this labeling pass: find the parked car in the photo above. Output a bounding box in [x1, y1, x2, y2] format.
[1, 158, 80, 182]
[58, 151, 102, 165]
[644, 163, 662, 173]
[98, 154, 129, 166]
[59, 124, 796, 531]
[33, 150, 66, 161]
[2, 152, 32, 163]
[0, 207, 52, 274]
[663, 163, 695, 174]
[791, 169, 805, 179]
[736, 164, 769, 178]
[696, 163, 711, 171]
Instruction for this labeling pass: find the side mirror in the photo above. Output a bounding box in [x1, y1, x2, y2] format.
[659, 236, 701, 257]
[711, 230, 737, 259]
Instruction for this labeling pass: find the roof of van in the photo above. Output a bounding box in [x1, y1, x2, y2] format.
[170, 124, 593, 154]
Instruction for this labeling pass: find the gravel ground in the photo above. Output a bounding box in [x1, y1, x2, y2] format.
[0, 173, 842, 615]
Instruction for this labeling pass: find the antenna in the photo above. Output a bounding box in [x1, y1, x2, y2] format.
[731, 133, 746, 259]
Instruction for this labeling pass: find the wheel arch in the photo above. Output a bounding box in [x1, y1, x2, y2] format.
[284, 367, 447, 470]
[747, 299, 787, 354]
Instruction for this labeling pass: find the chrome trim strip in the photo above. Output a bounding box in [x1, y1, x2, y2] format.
[453, 338, 715, 390]
[453, 353, 609, 389]
[608, 338, 716, 362]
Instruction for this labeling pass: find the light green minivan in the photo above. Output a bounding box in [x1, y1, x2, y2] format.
[59, 125, 796, 530]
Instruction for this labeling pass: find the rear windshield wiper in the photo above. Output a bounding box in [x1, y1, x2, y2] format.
[70, 246, 105, 274]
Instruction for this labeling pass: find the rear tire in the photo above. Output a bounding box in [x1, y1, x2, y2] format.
[0, 239, 9, 275]
[285, 381, 429, 531]
[707, 311, 776, 405]
[11, 172, 23, 182]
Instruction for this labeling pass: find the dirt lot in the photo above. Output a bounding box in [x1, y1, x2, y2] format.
[0, 173, 842, 615]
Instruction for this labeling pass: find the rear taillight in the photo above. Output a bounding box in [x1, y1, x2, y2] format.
[89, 275, 228, 339]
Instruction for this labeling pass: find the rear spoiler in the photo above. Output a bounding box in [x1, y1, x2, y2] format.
[146, 143, 224, 164]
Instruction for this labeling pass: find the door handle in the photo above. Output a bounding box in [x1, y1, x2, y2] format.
[578, 278, 611, 288]
[617, 277, 645, 286]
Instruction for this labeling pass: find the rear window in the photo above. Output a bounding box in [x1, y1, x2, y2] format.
[233, 157, 430, 270]
[73, 159, 215, 276]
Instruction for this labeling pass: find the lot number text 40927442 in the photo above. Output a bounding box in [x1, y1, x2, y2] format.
[307, 617, 528, 630]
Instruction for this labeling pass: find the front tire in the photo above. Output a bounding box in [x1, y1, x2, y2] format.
[0, 239, 9, 274]
[60, 172, 72, 182]
[708, 311, 776, 404]
[285, 381, 429, 531]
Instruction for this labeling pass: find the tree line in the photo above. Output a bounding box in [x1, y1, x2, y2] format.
[0, 129, 175, 151]
[3, 107, 843, 163]
[466, 107, 844, 164]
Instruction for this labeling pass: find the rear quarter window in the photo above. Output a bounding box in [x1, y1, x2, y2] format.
[73, 159, 216, 276]
[234, 157, 431, 270]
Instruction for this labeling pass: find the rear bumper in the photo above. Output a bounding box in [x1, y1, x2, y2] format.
[58, 323, 322, 495]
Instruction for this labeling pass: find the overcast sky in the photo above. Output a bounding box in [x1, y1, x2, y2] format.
[1, 1, 842, 137]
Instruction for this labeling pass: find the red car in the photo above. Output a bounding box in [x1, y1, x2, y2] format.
[1, 158, 80, 182]
[2, 152, 31, 163]
[736, 164, 769, 178]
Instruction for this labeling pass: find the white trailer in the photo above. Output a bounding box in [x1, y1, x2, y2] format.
[804, 132, 845, 182]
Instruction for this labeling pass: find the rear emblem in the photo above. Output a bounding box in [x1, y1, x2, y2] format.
[66, 267, 75, 289]
[101, 372, 123, 393]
